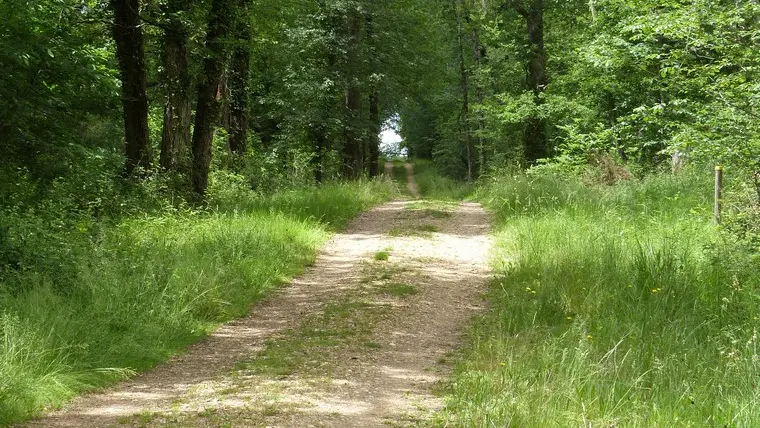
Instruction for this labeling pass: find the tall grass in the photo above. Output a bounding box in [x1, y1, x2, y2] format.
[0, 179, 394, 425]
[411, 160, 474, 200]
[436, 169, 760, 426]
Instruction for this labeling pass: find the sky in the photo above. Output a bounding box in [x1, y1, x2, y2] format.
[379, 116, 405, 156]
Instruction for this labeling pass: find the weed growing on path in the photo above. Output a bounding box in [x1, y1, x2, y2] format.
[377, 283, 419, 297]
[240, 298, 382, 378]
[387, 224, 438, 238]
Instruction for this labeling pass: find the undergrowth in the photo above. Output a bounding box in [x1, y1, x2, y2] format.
[435, 167, 760, 426]
[412, 160, 473, 200]
[0, 179, 394, 425]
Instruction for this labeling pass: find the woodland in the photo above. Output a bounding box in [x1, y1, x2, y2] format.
[3, 0, 760, 425]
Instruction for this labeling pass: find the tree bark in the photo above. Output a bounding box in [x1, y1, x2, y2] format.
[366, 12, 381, 178]
[523, 0, 549, 164]
[368, 90, 381, 177]
[110, 0, 151, 175]
[469, 0, 486, 177]
[454, 0, 474, 182]
[159, 0, 191, 171]
[191, 0, 235, 196]
[342, 6, 363, 179]
[227, 1, 252, 156]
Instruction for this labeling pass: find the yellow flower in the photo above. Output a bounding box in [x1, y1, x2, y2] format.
[587, 335, 593, 340]
[651, 288, 662, 294]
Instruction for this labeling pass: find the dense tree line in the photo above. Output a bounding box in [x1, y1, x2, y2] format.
[402, 0, 760, 188]
[2, 0, 760, 204]
[0, 0, 445, 204]
[2, 1, 760, 422]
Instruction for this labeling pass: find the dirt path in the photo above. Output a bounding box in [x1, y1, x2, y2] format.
[25, 168, 491, 428]
[404, 163, 420, 198]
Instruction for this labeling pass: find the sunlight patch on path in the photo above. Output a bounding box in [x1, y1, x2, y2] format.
[25, 187, 492, 428]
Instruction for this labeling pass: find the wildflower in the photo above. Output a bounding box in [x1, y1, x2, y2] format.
[651, 288, 662, 294]
[566, 316, 573, 321]
[587, 335, 593, 341]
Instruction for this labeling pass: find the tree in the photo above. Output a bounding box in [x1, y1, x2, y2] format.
[342, 3, 364, 179]
[507, 0, 549, 164]
[110, 0, 151, 174]
[366, 10, 381, 178]
[159, 0, 192, 171]
[191, 0, 236, 196]
[227, 0, 253, 156]
[454, 0, 474, 181]
[468, 0, 487, 175]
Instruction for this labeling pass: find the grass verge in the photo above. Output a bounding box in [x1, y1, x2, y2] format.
[0, 180, 395, 425]
[433, 168, 760, 426]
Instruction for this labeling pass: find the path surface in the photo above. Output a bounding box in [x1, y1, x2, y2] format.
[25, 164, 491, 427]
[404, 163, 420, 198]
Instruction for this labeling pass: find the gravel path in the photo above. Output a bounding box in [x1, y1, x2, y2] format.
[24, 164, 491, 427]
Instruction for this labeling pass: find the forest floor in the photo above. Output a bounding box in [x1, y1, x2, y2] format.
[23, 163, 492, 428]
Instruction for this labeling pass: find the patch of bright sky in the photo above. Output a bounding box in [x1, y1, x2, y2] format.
[379, 114, 407, 157]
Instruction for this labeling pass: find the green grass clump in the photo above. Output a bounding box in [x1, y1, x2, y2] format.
[387, 224, 438, 238]
[435, 168, 760, 426]
[377, 283, 419, 297]
[412, 160, 474, 200]
[240, 299, 378, 377]
[374, 251, 391, 261]
[392, 162, 410, 188]
[416, 224, 439, 233]
[209, 178, 396, 231]
[405, 200, 456, 219]
[0, 180, 394, 425]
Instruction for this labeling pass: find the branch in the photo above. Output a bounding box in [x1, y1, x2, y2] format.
[139, 13, 170, 31]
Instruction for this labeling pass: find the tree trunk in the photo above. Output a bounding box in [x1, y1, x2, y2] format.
[191, 0, 235, 196]
[342, 7, 363, 179]
[469, 0, 486, 177]
[159, 0, 191, 171]
[368, 91, 380, 178]
[366, 12, 380, 178]
[309, 126, 327, 183]
[227, 2, 252, 156]
[523, 0, 549, 164]
[110, 0, 151, 175]
[309, 0, 337, 183]
[454, 0, 474, 182]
